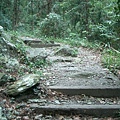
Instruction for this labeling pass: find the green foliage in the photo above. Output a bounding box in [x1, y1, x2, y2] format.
[39, 12, 66, 38]
[0, 12, 12, 29]
[88, 23, 120, 49]
[1, 0, 119, 49]
[1, 0, 120, 80]
[45, 35, 102, 51]
[33, 59, 50, 68]
[89, 24, 115, 40]
[88, 0, 120, 48]
[102, 48, 120, 72]
[60, 0, 89, 31]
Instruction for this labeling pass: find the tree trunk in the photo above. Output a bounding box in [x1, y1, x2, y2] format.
[13, 0, 19, 30]
[47, 0, 52, 14]
[31, 0, 34, 31]
[85, 0, 89, 32]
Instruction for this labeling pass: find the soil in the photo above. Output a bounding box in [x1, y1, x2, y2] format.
[37, 46, 120, 87]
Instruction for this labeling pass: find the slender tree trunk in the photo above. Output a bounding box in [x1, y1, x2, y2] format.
[47, 0, 52, 14]
[1, 0, 3, 13]
[13, 0, 19, 30]
[31, 0, 34, 31]
[37, 0, 41, 19]
[85, 0, 89, 32]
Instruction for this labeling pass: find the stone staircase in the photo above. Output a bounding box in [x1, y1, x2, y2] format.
[28, 86, 120, 117]
[25, 38, 120, 118]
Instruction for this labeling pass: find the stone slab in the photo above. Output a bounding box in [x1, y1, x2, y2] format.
[30, 104, 120, 117]
[20, 37, 42, 42]
[29, 43, 60, 48]
[48, 86, 120, 97]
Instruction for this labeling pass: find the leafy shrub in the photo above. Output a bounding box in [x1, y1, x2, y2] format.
[89, 24, 110, 41]
[88, 24, 120, 49]
[102, 48, 120, 72]
[0, 12, 12, 30]
[39, 12, 66, 38]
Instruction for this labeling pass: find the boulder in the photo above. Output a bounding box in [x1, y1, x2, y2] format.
[26, 48, 49, 61]
[4, 74, 40, 96]
[0, 37, 16, 50]
[5, 58, 19, 69]
[0, 26, 4, 36]
[0, 26, 17, 55]
[0, 54, 8, 64]
[54, 46, 78, 57]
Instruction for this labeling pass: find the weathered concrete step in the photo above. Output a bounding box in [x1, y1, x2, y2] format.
[20, 37, 42, 43]
[24, 40, 42, 44]
[49, 86, 120, 97]
[30, 104, 120, 117]
[29, 43, 60, 48]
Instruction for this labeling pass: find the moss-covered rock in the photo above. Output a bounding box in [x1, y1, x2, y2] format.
[55, 46, 78, 57]
[4, 74, 40, 96]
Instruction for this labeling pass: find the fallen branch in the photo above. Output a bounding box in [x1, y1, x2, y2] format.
[111, 47, 120, 54]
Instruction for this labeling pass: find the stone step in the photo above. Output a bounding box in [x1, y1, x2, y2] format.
[20, 37, 42, 43]
[30, 104, 120, 117]
[29, 43, 60, 48]
[24, 40, 42, 44]
[48, 86, 120, 97]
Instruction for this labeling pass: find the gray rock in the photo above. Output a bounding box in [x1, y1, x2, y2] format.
[0, 54, 8, 64]
[28, 99, 47, 103]
[54, 100, 61, 105]
[0, 26, 17, 56]
[0, 34, 17, 57]
[44, 115, 52, 119]
[0, 26, 4, 35]
[55, 46, 78, 57]
[34, 114, 43, 120]
[0, 37, 16, 50]
[4, 74, 40, 96]
[23, 116, 29, 120]
[26, 48, 50, 63]
[31, 53, 48, 62]
[6, 58, 19, 69]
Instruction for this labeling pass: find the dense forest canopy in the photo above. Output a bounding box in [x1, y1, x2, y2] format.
[0, 0, 120, 49]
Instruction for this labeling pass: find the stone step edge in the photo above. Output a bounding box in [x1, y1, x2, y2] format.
[48, 86, 120, 97]
[30, 104, 120, 117]
[29, 43, 60, 48]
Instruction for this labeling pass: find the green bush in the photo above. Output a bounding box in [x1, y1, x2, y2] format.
[0, 12, 12, 30]
[39, 12, 66, 38]
[102, 48, 120, 72]
[88, 23, 120, 49]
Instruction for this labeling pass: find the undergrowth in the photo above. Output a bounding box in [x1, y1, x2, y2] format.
[102, 48, 120, 73]
[1, 30, 49, 76]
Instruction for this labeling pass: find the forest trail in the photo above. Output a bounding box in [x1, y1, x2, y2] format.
[26, 41, 120, 89]
[25, 39, 120, 117]
[46, 47, 120, 88]
[1, 37, 120, 119]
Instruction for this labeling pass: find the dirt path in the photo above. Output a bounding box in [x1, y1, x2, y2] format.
[1, 38, 120, 119]
[25, 44, 120, 118]
[32, 46, 120, 88]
